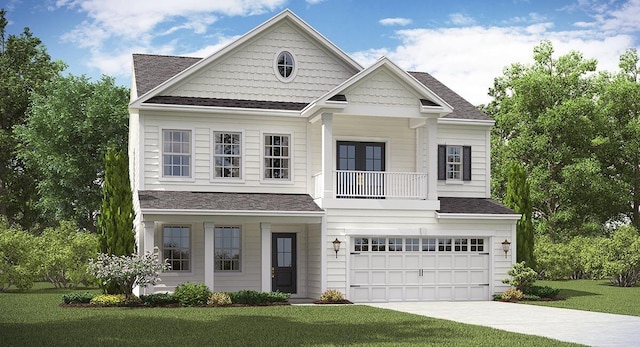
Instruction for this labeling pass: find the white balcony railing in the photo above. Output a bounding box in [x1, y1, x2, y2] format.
[313, 170, 428, 199]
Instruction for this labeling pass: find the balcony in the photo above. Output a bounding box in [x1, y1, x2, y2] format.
[313, 170, 429, 200]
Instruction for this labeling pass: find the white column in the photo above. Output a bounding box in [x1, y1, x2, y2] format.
[204, 222, 215, 291]
[320, 216, 327, 293]
[261, 222, 272, 292]
[321, 113, 334, 199]
[427, 118, 438, 200]
[135, 221, 156, 296]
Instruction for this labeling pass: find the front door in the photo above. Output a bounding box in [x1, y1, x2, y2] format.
[336, 141, 385, 197]
[272, 233, 297, 293]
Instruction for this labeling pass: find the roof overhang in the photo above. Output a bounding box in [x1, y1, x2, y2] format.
[140, 208, 325, 217]
[435, 212, 522, 220]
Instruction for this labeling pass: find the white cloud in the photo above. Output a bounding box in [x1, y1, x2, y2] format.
[305, 0, 326, 4]
[355, 24, 634, 105]
[379, 18, 412, 27]
[55, 0, 286, 81]
[448, 13, 475, 26]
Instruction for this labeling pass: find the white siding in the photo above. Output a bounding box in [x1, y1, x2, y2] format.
[141, 111, 308, 193]
[166, 22, 357, 103]
[344, 69, 419, 107]
[436, 124, 490, 198]
[307, 223, 322, 299]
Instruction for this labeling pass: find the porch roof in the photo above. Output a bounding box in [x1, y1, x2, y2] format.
[437, 197, 515, 214]
[138, 191, 323, 213]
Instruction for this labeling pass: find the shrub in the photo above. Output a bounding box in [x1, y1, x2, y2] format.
[599, 226, 640, 287]
[208, 292, 232, 306]
[320, 289, 345, 302]
[228, 290, 290, 305]
[39, 221, 99, 289]
[90, 294, 126, 306]
[0, 219, 43, 291]
[174, 282, 212, 306]
[527, 285, 560, 299]
[522, 294, 540, 301]
[140, 293, 178, 306]
[500, 288, 524, 301]
[62, 292, 97, 304]
[88, 252, 170, 299]
[502, 261, 537, 292]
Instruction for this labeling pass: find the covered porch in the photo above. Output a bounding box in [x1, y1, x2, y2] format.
[134, 191, 325, 298]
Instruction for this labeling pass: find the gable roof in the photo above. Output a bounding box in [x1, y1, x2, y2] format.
[409, 72, 492, 121]
[132, 54, 200, 97]
[130, 9, 362, 107]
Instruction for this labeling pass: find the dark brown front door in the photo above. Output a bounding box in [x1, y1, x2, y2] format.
[272, 233, 296, 293]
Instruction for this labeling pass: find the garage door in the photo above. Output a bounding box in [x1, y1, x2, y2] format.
[349, 237, 490, 302]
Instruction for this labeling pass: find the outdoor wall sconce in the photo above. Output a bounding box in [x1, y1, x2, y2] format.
[501, 239, 511, 258]
[332, 238, 341, 258]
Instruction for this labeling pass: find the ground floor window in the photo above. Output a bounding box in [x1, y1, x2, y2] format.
[215, 226, 241, 271]
[163, 225, 190, 271]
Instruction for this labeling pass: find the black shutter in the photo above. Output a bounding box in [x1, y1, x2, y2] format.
[437, 145, 446, 180]
[463, 146, 472, 181]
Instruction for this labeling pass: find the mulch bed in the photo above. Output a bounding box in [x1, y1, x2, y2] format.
[61, 302, 291, 308]
[313, 300, 353, 304]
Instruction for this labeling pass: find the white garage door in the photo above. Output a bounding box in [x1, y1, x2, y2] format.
[349, 237, 490, 302]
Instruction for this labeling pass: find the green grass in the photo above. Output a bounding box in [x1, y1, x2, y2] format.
[0, 283, 578, 347]
[525, 280, 640, 317]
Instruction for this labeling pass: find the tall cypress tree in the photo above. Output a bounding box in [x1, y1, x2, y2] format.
[505, 162, 535, 268]
[98, 148, 135, 256]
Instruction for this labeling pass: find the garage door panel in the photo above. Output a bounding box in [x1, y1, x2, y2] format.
[349, 237, 490, 302]
[453, 256, 469, 268]
[453, 271, 469, 284]
[388, 255, 403, 268]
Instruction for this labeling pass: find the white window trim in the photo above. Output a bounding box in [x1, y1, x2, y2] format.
[260, 131, 294, 185]
[214, 225, 243, 273]
[273, 49, 298, 83]
[161, 224, 193, 275]
[446, 145, 462, 182]
[210, 129, 246, 183]
[159, 127, 196, 182]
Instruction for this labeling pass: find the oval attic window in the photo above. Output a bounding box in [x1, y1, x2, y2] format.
[275, 50, 296, 82]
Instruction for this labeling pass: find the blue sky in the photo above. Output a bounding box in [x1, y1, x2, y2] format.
[4, 0, 640, 104]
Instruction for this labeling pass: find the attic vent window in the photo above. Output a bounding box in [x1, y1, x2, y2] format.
[274, 50, 297, 82]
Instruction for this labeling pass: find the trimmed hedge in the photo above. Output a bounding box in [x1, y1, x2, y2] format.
[228, 290, 290, 305]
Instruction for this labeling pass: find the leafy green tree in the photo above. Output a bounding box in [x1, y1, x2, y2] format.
[0, 218, 43, 291]
[504, 162, 535, 267]
[593, 49, 640, 229]
[487, 40, 624, 240]
[98, 148, 135, 256]
[0, 9, 64, 230]
[15, 74, 129, 231]
[594, 225, 640, 287]
[39, 221, 99, 288]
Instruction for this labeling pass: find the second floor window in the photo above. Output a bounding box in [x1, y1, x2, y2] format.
[213, 132, 241, 179]
[264, 134, 290, 180]
[446, 145, 462, 180]
[163, 129, 191, 178]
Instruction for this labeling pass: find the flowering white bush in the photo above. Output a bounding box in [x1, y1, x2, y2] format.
[88, 252, 170, 298]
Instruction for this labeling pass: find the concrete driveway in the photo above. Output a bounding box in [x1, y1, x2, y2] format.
[366, 301, 640, 346]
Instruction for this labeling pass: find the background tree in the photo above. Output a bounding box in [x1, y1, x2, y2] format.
[486, 40, 625, 240]
[593, 49, 640, 230]
[504, 162, 535, 267]
[98, 148, 135, 256]
[15, 74, 129, 231]
[0, 9, 64, 231]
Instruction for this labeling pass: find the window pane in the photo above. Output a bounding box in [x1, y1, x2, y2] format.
[163, 226, 190, 271]
[215, 226, 241, 272]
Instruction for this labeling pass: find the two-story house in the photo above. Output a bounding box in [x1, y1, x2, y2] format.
[128, 9, 519, 302]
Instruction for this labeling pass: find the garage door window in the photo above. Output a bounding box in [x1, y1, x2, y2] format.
[354, 237, 486, 253]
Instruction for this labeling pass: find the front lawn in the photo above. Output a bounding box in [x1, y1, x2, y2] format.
[0, 283, 577, 346]
[525, 280, 640, 317]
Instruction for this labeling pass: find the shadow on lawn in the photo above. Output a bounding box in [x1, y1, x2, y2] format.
[1, 310, 466, 346]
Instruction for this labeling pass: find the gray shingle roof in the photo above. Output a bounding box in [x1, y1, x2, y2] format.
[132, 54, 201, 96]
[146, 96, 308, 110]
[409, 72, 492, 121]
[138, 191, 323, 213]
[437, 197, 516, 214]
[131, 54, 491, 120]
